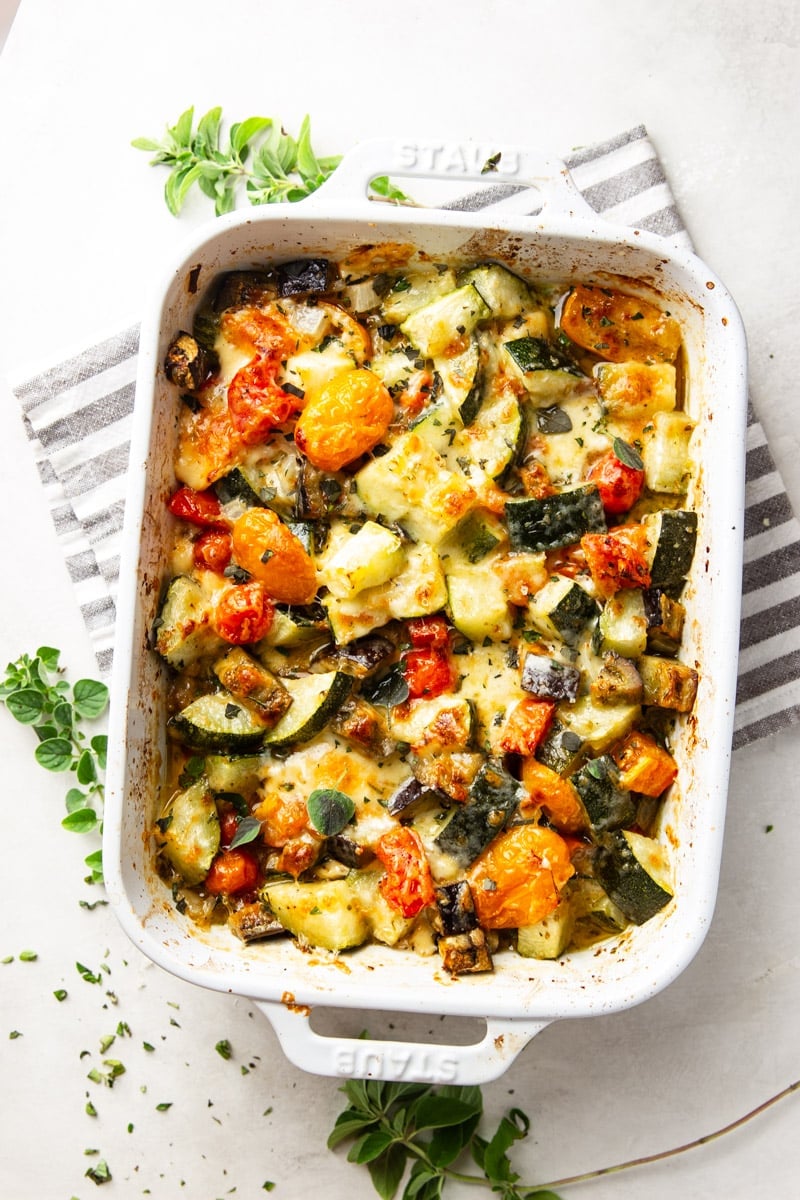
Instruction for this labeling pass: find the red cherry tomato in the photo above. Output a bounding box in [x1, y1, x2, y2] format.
[407, 615, 451, 650]
[402, 647, 457, 700]
[218, 809, 241, 847]
[167, 485, 224, 528]
[375, 826, 436, 918]
[227, 356, 301, 445]
[213, 581, 275, 645]
[193, 529, 233, 573]
[204, 848, 261, 895]
[587, 450, 645, 515]
[581, 526, 651, 598]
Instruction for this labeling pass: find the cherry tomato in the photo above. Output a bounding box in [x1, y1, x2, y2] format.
[587, 449, 645, 515]
[402, 647, 457, 700]
[193, 529, 233, 573]
[375, 826, 436, 918]
[466, 824, 574, 929]
[213, 581, 275, 645]
[231, 508, 318, 605]
[218, 808, 241, 847]
[228, 355, 301, 445]
[581, 526, 651, 597]
[294, 368, 394, 471]
[498, 698, 556, 756]
[204, 847, 261, 895]
[167, 485, 223, 528]
[407, 615, 451, 650]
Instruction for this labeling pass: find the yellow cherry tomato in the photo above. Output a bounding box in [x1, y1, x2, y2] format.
[294, 368, 393, 471]
[466, 824, 574, 929]
[231, 508, 317, 605]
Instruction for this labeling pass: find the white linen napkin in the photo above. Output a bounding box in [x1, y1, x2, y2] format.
[12, 125, 800, 751]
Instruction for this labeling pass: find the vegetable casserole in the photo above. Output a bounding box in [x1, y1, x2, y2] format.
[153, 253, 700, 975]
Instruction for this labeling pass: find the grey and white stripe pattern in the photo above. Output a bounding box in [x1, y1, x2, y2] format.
[10, 126, 800, 750]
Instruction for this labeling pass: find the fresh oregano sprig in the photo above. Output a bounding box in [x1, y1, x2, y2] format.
[1, 647, 108, 883]
[133, 106, 410, 216]
[327, 1079, 561, 1200]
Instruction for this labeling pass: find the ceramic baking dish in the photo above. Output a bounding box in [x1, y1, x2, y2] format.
[104, 139, 747, 1084]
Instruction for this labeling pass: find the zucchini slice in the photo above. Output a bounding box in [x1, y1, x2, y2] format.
[264, 878, 370, 951]
[595, 589, 648, 658]
[642, 510, 698, 588]
[448, 390, 524, 480]
[390, 694, 474, 753]
[516, 900, 574, 960]
[433, 336, 483, 424]
[153, 575, 225, 670]
[169, 690, 271, 753]
[204, 753, 267, 795]
[572, 756, 636, 836]
[536, 721, 586, 776]
[529, 574, 600, 646]
[506, 485, 606, 552]
[503, 335, 584, 403]
[446, 564, 513, 643]
[435, 759, 523, 866]
[558, 694, 641, 754]
[158, 780, 220, 886]
[643, 588, 686, 655]
[460, 263, 533, 319]
[380, 267, 458, 324]
[641, 411, 696, 494]
[261, 670, 352, 747]
[320, 520, 406, 599]
[400, 283, 491, 358]
[594, 830, 673, 924]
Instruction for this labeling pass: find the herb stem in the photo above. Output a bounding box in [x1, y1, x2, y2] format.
[538, 1077, 800, 1191]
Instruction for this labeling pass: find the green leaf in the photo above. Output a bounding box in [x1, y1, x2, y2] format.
[76, 749, 97, 786]
[347, 1130, 395, 1164]
[171, 106, 195, 147]
[229, 815, 262, 850]
[62, 808, 98, 834]
[412, 1094, 482, 1131]
[36, 646, 61, 671]
[72, 679, 109, 720]
[403, 1162, 443, 1199]
[91, 735, 108, 768]
[85, 849, 104, 884]
[295, 114, 321, 181]
[306, 788, 355, 836]
[53, 700, 74, 728]
[426, 1113, 481, 1168]
[194, 106, 223, 154]
[4, 687, 44, 724]
[482, 1108, 530, 1185]
[35, 737, 73, 772]
[367, 1143, 408, 1200]
[65, 787, 89, 812]
[327, 1109, 379, 1149]
[231, 116, 272, 157]
[612, 436, 644, 471]
[370, 176, 411, 204]
[131, 136, 162, 152]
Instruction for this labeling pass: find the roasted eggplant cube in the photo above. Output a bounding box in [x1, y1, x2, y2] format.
[638, 655, 699, 712]
[437, 927, 493, 975]
[324, 835, 375, 870]
[212, 648, 293, 725]
[572, 756, 636, 836]
[434, 880, 478, 936]
[590, 652, 643, 706]
[329, 695, 396, 759]
[164, 331, 212, 391]
[227, 902, 287, 943]
[521, 653, 581, 702]
[277, 258, 334, 297]
[643, 589, 686, 655]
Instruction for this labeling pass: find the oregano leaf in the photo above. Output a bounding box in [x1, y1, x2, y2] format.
[306, 788, 355, 836]
[72, 679, 110, 720]
[612, 436, 644, 471]
[5, 687, 44, 724]
[34, 737, 73, 772]
[228, 815, 262, 850]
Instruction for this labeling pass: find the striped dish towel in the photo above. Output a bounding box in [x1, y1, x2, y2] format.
[11, 125, 800, 752]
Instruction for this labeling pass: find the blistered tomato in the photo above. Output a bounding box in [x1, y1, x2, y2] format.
[294, 368, 393, 471]
[213, 580, 275, 644]
[467, 825, 574, 929]
[204, 848, 261, 895]
[193, 529, 233, 573]
[375, 826, 436, 918]
[402, 648, 457, 700]
[587, 449, 645, 515]
[167, 485, 224, 528]
[231, 508, 318, 605]
[228, 356, 301, 445]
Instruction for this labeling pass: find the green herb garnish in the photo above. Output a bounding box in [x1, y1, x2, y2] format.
[612, 436, 645, 471]
[306, 788, 355, 837]
[1, 648, 108, 883]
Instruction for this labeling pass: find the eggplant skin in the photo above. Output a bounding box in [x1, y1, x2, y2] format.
[277, 258, 335, 297]
[164, 332, 212, 391]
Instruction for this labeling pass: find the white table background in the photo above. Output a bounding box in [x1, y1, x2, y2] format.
[1, 2, 798, 1197]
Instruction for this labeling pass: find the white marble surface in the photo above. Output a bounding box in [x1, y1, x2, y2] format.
[0, 2, 798, 1197]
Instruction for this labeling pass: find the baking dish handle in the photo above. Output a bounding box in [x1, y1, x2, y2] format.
[255, 1000, 549, 1085]
[302, 136, 597, 221]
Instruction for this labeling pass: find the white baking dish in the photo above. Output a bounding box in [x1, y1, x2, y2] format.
[104, 139, 747, 1084]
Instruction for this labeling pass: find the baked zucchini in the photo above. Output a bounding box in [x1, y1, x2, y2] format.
[157, 779, 220, 886]
[169, 690, 271, 753]
[446, 564, 513, 643]
[460, 263, 533, 319]
[321, 521, 406, 598]
[529, 574, 600, 646]
[506, 485, 606, 552]
[264, 878, 370, 951]
[503, 335, 584, 402]
[643, 588, 686, 655]
[212, 648, 292, 724]
[594, 830, 673, 924]
[595, 589, 648, 658]
[516, 900, 574, 959]
[641, 410, 696, 494]
[261, 670, 352, 747]
[435, 759, 523, 866]
[153, 575, 225, 670]
[400, 283, 491, 358]
[642, 510, 698, 587]
[390, 694, 474, 753]
[572, 756, 636, 836]
[204, 753, 267, 795]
